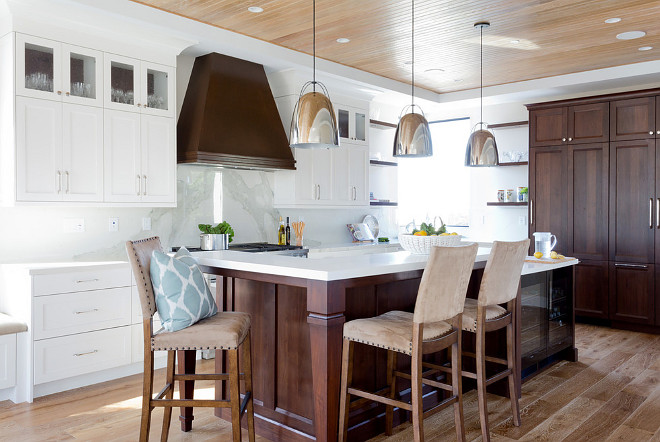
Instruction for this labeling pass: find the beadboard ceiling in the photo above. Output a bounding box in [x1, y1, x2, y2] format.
[129, 0, 660, 94]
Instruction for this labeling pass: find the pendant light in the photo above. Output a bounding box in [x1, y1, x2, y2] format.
[465, 22, 499, 166]
[289, 0, 339, 149]
[392, 0, 432, 157]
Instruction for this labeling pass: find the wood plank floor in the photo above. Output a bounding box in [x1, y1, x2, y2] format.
[0, 324, 658, 441]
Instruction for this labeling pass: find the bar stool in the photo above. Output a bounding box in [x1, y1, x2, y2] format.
[338, 243, 479, 442]
[126, 237, 255, 442]
[460, 239, 529, 442]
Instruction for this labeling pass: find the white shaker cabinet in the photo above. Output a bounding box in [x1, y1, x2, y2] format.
[104, 110, 175, 204]
[292, 148, 333, 203]
[336, 104, 368, 146]
[15, 97, 103, 202]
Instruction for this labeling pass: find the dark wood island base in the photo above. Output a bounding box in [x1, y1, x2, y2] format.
[177, 261, 576, 441]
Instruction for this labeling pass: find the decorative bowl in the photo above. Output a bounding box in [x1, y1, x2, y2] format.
[399, 234, 462, 254]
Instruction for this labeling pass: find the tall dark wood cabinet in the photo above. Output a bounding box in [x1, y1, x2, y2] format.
[528, 88, 660, 332]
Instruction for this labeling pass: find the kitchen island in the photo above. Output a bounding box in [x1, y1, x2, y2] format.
[185, 246, 577, 442]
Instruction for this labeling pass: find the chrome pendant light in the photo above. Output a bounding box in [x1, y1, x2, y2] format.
[465, 22, 499, 166]
[393, 0, 432, 157]
[289, 0, 339, 149]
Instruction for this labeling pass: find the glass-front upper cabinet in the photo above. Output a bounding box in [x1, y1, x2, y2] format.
[104, 55, 174, 117]
[335, 104, 368, 145]
[16, 34, 102, 106]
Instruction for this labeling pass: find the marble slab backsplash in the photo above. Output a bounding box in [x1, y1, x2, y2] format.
[0, 165, 397, 263]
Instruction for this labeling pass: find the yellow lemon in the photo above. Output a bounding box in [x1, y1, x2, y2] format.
[558, 254, 565, 259]
[534, 252, 543, 259]
[440, 233, 450, 236]
[450, 232, 458, 235]
[550, 251, 559, 259]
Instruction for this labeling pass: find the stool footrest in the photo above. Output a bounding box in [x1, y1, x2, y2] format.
[347, 387, 412, 412]
[462, 351, 508, 365]
[174, 373, 245, 381]
[151, 398, 232, 408]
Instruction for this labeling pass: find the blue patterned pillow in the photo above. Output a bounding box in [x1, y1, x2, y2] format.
[150, 247, 218, 332]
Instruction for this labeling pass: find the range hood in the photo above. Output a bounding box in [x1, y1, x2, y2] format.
[177, 53, 295, 170]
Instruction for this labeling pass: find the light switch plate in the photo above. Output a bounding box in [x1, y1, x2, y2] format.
[142, 217, 152, 231]
[109, 217, 119, 232]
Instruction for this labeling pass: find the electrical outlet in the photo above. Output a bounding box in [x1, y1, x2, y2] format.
[64, 218, 85, 233]
[519, 216, 527, 225]
[109, 217, 119, 232]
[142, 217, 152, 231]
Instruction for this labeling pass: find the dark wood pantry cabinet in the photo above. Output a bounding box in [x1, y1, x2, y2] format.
[528, 88, 660, 333]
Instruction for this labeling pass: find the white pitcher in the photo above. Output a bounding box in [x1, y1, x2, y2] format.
[532, 232, 557, 258]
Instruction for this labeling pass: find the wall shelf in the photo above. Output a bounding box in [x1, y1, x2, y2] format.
[499, 161, 528, 167]
[370, 201, 398, 206]
[370, 160, 398, 167]
[369, 119, 397, 129]
[488, 120, 528, 129]
[487, 202, 528, 207]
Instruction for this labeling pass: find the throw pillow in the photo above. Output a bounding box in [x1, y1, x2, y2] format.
[150, 247, 218, 332]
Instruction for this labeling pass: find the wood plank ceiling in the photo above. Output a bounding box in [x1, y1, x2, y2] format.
[131, 0, 660, 94]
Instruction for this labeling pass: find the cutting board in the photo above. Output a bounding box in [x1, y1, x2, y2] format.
[525, 256, 577, 264]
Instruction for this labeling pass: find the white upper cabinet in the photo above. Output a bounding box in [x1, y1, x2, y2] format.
[140, 115, 176, 203]
[104, 55, 174, 118]
[336, 104, 368, 145]
[16, 34, 103, 107]
[332, 145, 369, 205]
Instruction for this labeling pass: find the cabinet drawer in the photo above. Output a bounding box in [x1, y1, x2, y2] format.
[33, 326, 131, 384]
[131, 287, 161, 325]
[33, 287, 131, 340]
[131, 323, 164, 363]
[33, 266, 131, 296]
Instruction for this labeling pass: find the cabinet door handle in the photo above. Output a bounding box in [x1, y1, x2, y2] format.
[650, 131, 654, 135]
[76, 278, 99, 283]
[650, 198, 653, 229]
[562, 138, 566, 142]
[614, 263, 648, 269]
[65, 171, 70, 193]
[657, 198, 659, 228]
[317, 184, 321, 200]
[136, 175, 141, 195]
[568, 137, 572, 141]
[74, 349, 98, 357]
[530, 199, 533, 225]
[74, 308, 99, 315]
[143, 175, 147, 195]
[56, 171, 62, 193]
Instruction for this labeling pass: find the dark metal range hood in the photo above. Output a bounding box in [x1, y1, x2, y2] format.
[177, 53, 295, 170]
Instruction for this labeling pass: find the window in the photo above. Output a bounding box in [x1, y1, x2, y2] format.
[398, 118, 471, 228]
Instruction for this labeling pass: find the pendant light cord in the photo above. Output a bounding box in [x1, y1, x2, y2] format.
[313, 0, 316, 92]
[480, 24, 483, 129]
[411, 0, 415, 110]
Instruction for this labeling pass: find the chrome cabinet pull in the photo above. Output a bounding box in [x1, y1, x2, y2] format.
[650, 198, 653, 229]
[56, 171, 62, 193]
[562, 138, 566, 142]
[568, 137, 573, 141]
[65, 171, 70, 193]
[74, 308, 99, 315]
[76, 278, 99, 283]
[530, 199, 533, 225]
[74, 350, 98, 357]
[143, 175, 147, 195]
[136, 175, 141, 195]
[657, 198, 659, 228]
[650, 131, 654, 135]
[614, 263, 648, 269]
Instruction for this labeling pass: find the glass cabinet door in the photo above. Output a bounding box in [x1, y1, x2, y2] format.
[354, 110, 366, 142]
[338, 108, 350, 139]
[16, 34, 62, 100]
[547, 266, 574, 355]
[104, 54, 141, 112]
[520, 272, 548, 368]
[141, 62, 174, 117]
[62, 45, 102, 107]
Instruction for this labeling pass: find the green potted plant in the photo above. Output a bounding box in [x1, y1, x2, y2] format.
[199, 221, 235, 250]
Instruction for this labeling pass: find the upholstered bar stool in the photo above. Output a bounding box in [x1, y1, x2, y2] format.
[338, 243, 479, 442]
[126, 237, 255, 442]
[460, 239, 529, 442]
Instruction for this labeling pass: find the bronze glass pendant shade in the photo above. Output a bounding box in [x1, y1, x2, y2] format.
[289, 0, 339, 149]
[465, 21, 499, 167]
[393, 0, 432, 157]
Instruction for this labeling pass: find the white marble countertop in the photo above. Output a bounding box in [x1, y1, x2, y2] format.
[194, 247, 578, 282]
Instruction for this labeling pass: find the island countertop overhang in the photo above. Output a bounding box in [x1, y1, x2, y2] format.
[193, 247, 578, 281]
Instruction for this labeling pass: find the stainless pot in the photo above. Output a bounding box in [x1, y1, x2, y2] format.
[200, 233, 229, 251]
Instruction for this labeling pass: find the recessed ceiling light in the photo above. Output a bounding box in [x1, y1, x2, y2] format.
[403, 61, 413, 66]
[616, 31, 646, 40]
[247, 6, 263, 13]
[453, 78, 463, 82]
[424, 68, 444, 74]
[639, 46, 653, 51]
[336, 38, 350, 44]
[510, 39, 520, 44]
[605, 17, 621, 24]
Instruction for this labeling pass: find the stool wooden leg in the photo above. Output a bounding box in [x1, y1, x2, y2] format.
[507, 320, 521, 426]
[228, 348, 242, 442]
[160, 350, 176, 442]
[242, 332, 256, 442]
[385, 350, 397, 436]
[476, 324, 490, 442]
[411, 324, 424, 442]
[338, 338, 354, 442]
[140, 348, 155, 442]
[452, 330, 465, 442]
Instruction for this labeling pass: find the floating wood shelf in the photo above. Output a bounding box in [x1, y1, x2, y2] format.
[487, 121, 528, 129]
[370, 160, 398, 167]
[499, 161, 528, 167]
[369, 119, 397, 129]
[487, 202, 528, 206]
[370, 201, 398, 206]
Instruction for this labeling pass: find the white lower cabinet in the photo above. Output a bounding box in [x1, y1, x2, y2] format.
[33, 327, 131, 384]
[0, 335, 17, 390]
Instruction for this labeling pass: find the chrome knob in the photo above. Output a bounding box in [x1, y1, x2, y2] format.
[650, 131, 654, 135]
[568, 137, 572, 141]
[562, 138, 566, 142]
